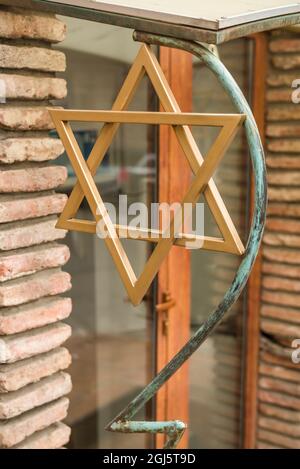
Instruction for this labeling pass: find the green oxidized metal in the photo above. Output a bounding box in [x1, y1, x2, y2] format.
[105, 31, 267, 448]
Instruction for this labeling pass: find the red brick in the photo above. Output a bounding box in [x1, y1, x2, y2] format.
[0, 107, 55, 131]
[266, 89, 292, 102]
[258, 428, 300, 449]
[266, 155, 300, 169]
[263, 275, 300, 292]
[0, 164, 67, 192]
[272, 55, 300, 70]
[267, 72, 299, 87]
[0, 44, 66, 72]
[257, 441, 282, 449]
[262, 260, 300, 277]
[259, 362, 300, 383]
[259, 402, 300, 422]
[259, 415, 300, 438]
[0, 8, 66, 42]
[0, 296, 72, 335]
[261, 317, 300, 337]
[261, 304, 300, 324]
[270, 39, 300, 53]
[259, 388, 300, 410]
[268, 187, 300, 202]
[266, 124, 300, 137]
[268, 171, 300, 185]
[267, 105, 300, 121]
[0, 74, 67, 102]
[0, 322, 71, 364]
[0, 192, 67, 224]
[266, 218, 300, 234]
[267, 203, 300, 217]
[13, 422, 71, 449]
[0, 216, 66, 251]
[0, 397, 69, 448]
[0, 372, 71, 419]
[260, 350, 299, 370]
[263, 247, 300, 264]
[262, 289, 300, 309]
[0, 269, 71, 307]
[263, 232, 300, 247]
[0, 137, 64, 164]
[267, 139, 300, 153]
[0, 243, 70, 281]
[0, 347, 71, 392]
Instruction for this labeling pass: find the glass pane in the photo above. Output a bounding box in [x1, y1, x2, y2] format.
[54, 18, 158, 449]
[190, 38, 251, 448]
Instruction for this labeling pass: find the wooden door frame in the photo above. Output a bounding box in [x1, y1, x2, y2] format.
[156, 46, 192, 449]
[243, 32, 268, 449]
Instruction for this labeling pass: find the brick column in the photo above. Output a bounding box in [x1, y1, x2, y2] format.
[0, 6, 72, 449]
[257, 30, 300, 449]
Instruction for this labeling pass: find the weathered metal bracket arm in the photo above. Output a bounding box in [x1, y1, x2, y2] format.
[105, 31, 267, 448]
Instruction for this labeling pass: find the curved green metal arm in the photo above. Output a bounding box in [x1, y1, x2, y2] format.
[106, 31, 267, 448]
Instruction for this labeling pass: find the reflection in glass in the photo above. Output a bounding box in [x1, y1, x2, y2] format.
[189, 38, 251, 449]
[54, 18, 157, 448]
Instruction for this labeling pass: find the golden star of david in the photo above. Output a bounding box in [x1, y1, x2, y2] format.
[49, 44, 245, 306]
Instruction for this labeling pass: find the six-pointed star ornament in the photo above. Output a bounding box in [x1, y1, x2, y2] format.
[49, 44, 245, 306]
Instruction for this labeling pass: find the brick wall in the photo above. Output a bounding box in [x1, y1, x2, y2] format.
[0, 6, 72, 449]
[257, 30, 300, 449]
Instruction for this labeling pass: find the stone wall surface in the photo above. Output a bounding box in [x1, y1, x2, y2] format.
[257, 30, 300, 449]
[0, 5, 71, 449]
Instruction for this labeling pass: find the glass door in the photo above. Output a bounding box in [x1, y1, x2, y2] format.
[189, 37, 252, 448]
[53, 17, 256, 449]
[54, 17, 158, 449]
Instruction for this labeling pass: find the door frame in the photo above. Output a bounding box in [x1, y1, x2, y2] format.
[156, 46, 192, 449]
[243, 32, 267, 449]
